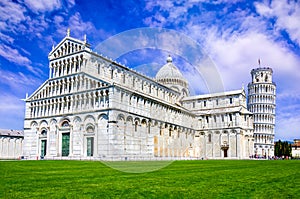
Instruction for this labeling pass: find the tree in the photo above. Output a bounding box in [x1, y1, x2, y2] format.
[275, 140, 291, 158]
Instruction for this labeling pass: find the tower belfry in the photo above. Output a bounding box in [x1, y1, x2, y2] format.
[247, 66, 276, 157]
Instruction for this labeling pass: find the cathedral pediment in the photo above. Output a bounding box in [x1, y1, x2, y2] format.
[48, 31, 91, 61]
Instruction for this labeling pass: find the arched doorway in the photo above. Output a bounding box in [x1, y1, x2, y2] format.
[86, 125, 94, 157]
[221, 141, 229, 158]
[61, 120, 70, 157]
[40, 129, 47, 157]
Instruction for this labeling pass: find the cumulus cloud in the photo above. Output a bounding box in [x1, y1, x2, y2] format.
[0, 92, 25, 130]
[0, 0, 86, 76]
[141, 0, 300, 139]
[199, 28, 300, 140]
[68, 12, 95, 38]
[255, 0, 300, 46]
[24, 0, 62, 13]
[201, 29, 300, 89]
[0, 44, 45, 76]
[0, 93, 25, 111]
[0, 1, 27, 32]
[276, 101, 300, 140]
[0, 69, 42, 92]
[0, 45, 31, 66]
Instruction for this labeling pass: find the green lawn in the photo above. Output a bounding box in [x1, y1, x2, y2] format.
[1, 160, 299, 198]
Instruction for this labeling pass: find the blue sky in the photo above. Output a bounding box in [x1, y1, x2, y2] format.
[0, 0, 300, 141]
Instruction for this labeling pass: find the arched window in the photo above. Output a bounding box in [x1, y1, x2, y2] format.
[41, 129, 47, 136]
[86, 126, 94, 133]
[135, 121, 138, 132]
[208, 134, 212, 142]
[62, 121, 69, 127]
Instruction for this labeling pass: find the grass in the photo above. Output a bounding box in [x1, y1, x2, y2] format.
[0, 160, 299, 198]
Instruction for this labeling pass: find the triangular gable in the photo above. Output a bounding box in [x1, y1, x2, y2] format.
[48, 35, 91, 61]
[26, 80, 49, 101]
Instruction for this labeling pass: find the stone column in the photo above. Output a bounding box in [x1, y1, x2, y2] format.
[49, 66, 52, 79]
[212, 132, 215, 158]
[53, 101, 56, 115]
[81, 76, 85, 90]
[203, 132, 206, 159]
[228, 132, 231, 157]
[53, 65, 57, 77]
[36, 103, 40, 117]
[236, 130, 241, 159]
[70, 78, 74, 93]
[66, 79, 70, 93]
[220, 133, 222, 158]
[72, 60, 76, 73]
[70, 97, 74, 112]
[94, 122, 98, 157]
[69, 125, 73, 156]
[63, 61, 67, 76]
[52, 66, 56, 78]
[62, 80, 66, 94]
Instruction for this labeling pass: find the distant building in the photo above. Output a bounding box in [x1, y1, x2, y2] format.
[292, 139, 300, 158]
[22, 31, 278, 160]
[0, 129, 23, 159]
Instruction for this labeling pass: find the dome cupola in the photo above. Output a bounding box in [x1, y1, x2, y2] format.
[156, 55, 189, 97]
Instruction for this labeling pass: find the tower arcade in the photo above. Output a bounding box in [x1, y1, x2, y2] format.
[248, 67, 276, 157]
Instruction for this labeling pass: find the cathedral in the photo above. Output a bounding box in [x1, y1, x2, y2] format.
[22, 32, 276, 160]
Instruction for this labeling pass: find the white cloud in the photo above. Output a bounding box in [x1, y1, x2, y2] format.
[187, 25, 300, 139]
[141, 0, 300, 140]
[203, 29, 300, 88]
[50, 12, 97, 40]
[0, 1, 26, 32]
[24, 0, 62, 13]
[0, 69, 43, 93]
[255, 0, 300, 46]
[67, 0, 76, 8]
[276, 116, 300, 141]
[68, 12, 95, 37]
[0, 93, 24, 112]
[0, 92, 25, 130]
[0, 32, 14, 44]
[54, 15, 64, 27]
[0, 45, 45, 76]
[276, 101, 300, 140]
[0, 44, 31, 66]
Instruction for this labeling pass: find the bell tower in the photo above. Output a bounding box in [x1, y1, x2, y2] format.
[247, 66, 276, 158]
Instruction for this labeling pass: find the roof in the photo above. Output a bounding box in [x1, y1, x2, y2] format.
[0, 129, 24, 137]
[191, 106, 252, 115]
[156, 56, 186, 82]
[292, 140, 300, 147]
[182, 89, 245, 101]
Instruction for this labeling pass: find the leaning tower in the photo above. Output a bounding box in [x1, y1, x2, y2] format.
[248, 67, 276, 158]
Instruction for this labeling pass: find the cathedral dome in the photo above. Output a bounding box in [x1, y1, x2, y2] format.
[156, 55, 185, 81]
[156, 55, 189, 97]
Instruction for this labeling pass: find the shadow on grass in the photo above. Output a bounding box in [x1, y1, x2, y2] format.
[102, 160, 174, 173]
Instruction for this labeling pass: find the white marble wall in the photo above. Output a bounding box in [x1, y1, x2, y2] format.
[0, 136, 23, 159]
